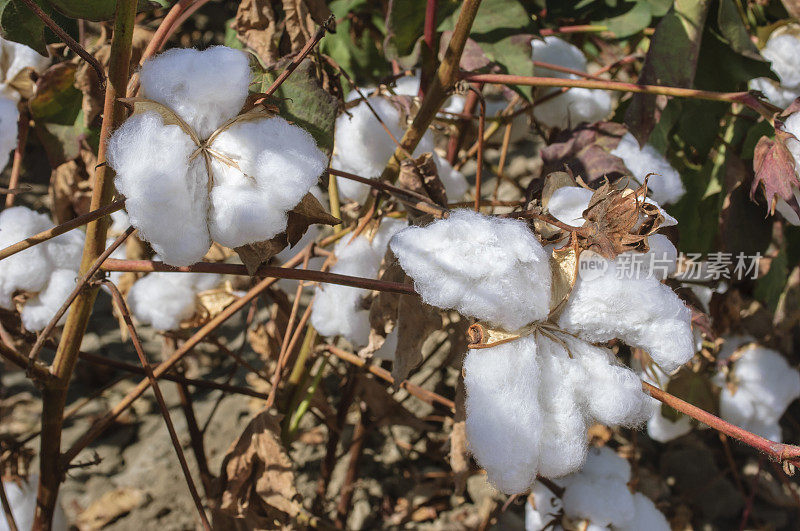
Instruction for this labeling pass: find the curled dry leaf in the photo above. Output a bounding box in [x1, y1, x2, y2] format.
[398, 152, 448, 208]
[49, 148, 95, 224]
[212, 408, 302, 529]
[537, 122, 628, 185]
[751, 132, 800, 217]
[180, 284, 239, 329]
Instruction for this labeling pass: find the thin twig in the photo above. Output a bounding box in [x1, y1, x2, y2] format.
[102, 280, 211, 530]
[265, 14, 335, 96]
[0, 200, 125, 262]
[17, 0, 106, 86]
[5, 110, 28, 208]
[471, 86, 485, 212]
[28, 226, 135, 363]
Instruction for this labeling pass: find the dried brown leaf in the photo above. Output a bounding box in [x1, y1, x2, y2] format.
[398, 152, 448, 208]
[282, 0, 331, 52]
[76, 488, 147, 531]
[49, 148, 94, 224]
[538, 122, 628, 184]
[233, 0, 280, 65]
[213, 408, 301, 528]
[393, 295, 443, 383]
[549, 243, 577, 317]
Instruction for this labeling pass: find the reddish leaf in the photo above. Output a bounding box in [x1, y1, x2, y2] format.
[750, 133, 800, 216]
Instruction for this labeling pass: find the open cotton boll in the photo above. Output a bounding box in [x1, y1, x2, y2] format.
[532, 36, 587, 76]
[0, 97, 18, 171]
[0, 475, 67, 531]
[391, 209, 551, 331]
[525, 482, 564, 531]
[547, 186, 678, 230]
[311, 218, 406, 345]
[558, 261, 694, 373]
[45, 226, 85, 271]
[714, 344, 800, 442]
[560, 447, 636, 528]
[138, 46, 251, 138]
[207, 116, 327, 249]
[20, 269, 77, 331]
[108, 111, 211, 266]
[533, 85, 613, 130]
[128, 273, 198, 330]
[610, 132, 685, 205]
[617, 492, 670, 531]
[332, 96, 468, 202]
[464, 336, 542, 494]
[0, 207, 57, 307]
[749, 34, 800, 108]
[392, 73, 467, 115]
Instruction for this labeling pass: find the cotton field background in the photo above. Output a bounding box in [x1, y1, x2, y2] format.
[2, 0, 800, 529]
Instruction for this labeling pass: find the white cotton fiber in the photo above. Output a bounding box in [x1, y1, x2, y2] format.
[207, 116, 327, 249]
[127, 270, 221, 330]
[138, 46, 251, 138]
[390, 209, 551, 331]
[21, 269, 76, 331]
[641, 365, 693, 442]
[0, 36, 49, 101]
[531, 37, 613, 130]
[617, 492, 670, 531]
[0, 97, 18, 171]
[310, 218, 406, 346]
[464, 336, 542, 494]
[0, 207, 61, 308]
[0, 475, 66, 531]
[332, 96, 468, 202]
[525, 482, 564, 531]
[749, 33, 800, 108]
[610, 132, 685, 205]
[107, 111, 211, 266]
[775, 112, 800, 225]
[559, 259, 694, 373]
[714, 343, 800, 442]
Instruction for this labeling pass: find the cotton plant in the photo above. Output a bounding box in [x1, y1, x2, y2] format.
[531, 36, 613, 131]
[106, 46, 328, 267]
[389, 206, 694, 494]
[749, 31, 800, 109]
[525, 446, 670, 531]
[310, 217, 407, 359]
[331, 93, 468, 203]
[713, 338, 800, 442]
[0, 36, 50, 171]
[0, 206, 83, 331]
[0, 475, 66, 531]
[127, 266, 222, 331]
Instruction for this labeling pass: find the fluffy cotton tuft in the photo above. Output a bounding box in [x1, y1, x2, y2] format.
[714, 343, 800, 442]
[641, 365, 693, 442]
[610, 132, 685, 205]
[128, 270, 221, 330]
[107, 111, 210, 265]
[0, 207, 84, 330]
[749, 33, 800, 108]
[138, 46, 251, 138]
[391, 210, 551, 330]
[311, 218, 407, 346]
[331, 96, 468, 202]
[525, 483, 563, 531]
[207, 116, 327, 249]
[531, 37, 613, 129]
[0, 475, 67, 531]
[108, 47, 327, 266]
[558, 261, 694, 373]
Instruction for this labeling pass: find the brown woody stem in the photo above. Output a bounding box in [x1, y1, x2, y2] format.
[5, 109, 28, 208]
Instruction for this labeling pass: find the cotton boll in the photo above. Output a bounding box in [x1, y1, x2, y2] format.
[108, 111, 211, 266]
[559, 261, 694, 373]
[525, 482, 564, 531]
[610, 132, 685, 205]
[714, 344, 800, 442]
[548, 186, 593, 227]
[572, 446, 631, 484]
[391, 209, 551, 330]
[464, 336, 542, 494]
[109, 209, 130, 235]
[138, 46, 250, 138]
[21, 269, 77, 331]
[532, 36, 587, 76]
[759, 34, 800, 89]
[128, 273, 198, 330]
[207, 116, 326, 248]
[0, 97, 18, 171]
[533, 85, 613, 130]
[0, 37, 49, 83]
[311, 218, 406, 345]
[0, 475, 67, 531]
[0, 207, 55, 307]
[749, 76, 800, 109]
[616, 493, 670, 531]
[617, 234, 678, 281]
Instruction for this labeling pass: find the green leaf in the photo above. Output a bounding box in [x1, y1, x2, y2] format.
[716, 0, 760, 59]
[624, 0, 710, 145]
[28, 62, 97, 165]
[0, 0, 47, 55]
[602, 1, 653, 38]
[258, 61, 337, 157]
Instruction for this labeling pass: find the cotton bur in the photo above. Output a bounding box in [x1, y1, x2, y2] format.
[107, 46, 328, 266]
